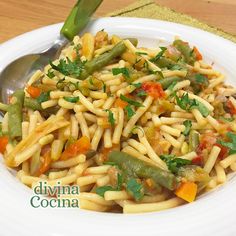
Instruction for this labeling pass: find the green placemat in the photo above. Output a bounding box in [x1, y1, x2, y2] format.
[107, 0, 236, 44]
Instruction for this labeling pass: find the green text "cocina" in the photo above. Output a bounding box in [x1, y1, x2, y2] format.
[30, 181, 80, 208]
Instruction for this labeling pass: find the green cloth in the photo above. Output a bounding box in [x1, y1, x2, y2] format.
[107, 0, 236, 43]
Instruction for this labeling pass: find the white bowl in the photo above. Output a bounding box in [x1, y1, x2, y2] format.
[0, 17, 236, 236]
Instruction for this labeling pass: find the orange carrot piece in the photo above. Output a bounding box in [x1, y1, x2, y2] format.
[193, 46, 202, 61]
[114, 98, 128, 109]
[35, 150, 51, 177]
[175, 181, 198, 203]
[27, 86, 41, 98]
[0, 136, 8, 154]
[142, 82, 165, 99]
[226, 100, 236, 115]
[60, 136, 90, 160]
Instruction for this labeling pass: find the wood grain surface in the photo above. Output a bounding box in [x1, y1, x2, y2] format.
[0, 0, 235, 43]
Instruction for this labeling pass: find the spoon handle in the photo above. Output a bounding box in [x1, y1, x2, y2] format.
[60, 0, 103, 41]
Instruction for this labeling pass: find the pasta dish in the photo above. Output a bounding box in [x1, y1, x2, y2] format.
[0, 31, 236, 213]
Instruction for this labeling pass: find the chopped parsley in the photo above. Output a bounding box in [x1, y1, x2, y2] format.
[125, 105, 135, 119]
[105, 109, 115, 126]
[102, 83, 107, 93]
[112, 67, 130, 79]
[167, 81, 177, 91]
[182, 120, 192, 136]
[120, 94, 144, 108]
[175, 93, 210, 117]
[73, 44, 82, 55]
[37, 91, 50, 103]
[131, 82, 142, 88]
[175, 93, 192, 110]
[195, 74, 208, 84]
[96, 173, 123, 197]
[96, 186, 114, 197]
[136, 90, 147, 97]
[160, 154, 191, 174]
[63, 96, 80, 103]
[135, 51, 148, 56]
[217, 132, 236, 155]
[126, 178, 144, 201]
[46, 68, 55, 79]
[50, 57, 84, 78]
[150, 47, 167, 62]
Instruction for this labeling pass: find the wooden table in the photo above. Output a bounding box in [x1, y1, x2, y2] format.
[0, 0, 236, 43]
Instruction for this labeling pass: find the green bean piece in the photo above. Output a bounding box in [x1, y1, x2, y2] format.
[108, 151, 178, 190]
[80, 39, 138, 80]
[25, 98, 58, 118]
[60, 0, 103, 41]
[173, 39, 196, 65]
[189, 130, 200, 151]
[186, 73, 209, 94]
[24, 98, 42, 111]
[0, 123, 3, 137]
[84, 41, 126, 76]
[158, 77, 182, 89]
[7, 90, 25, 139]
[0, 102, 9, 112]
[155, 57, 177, 69]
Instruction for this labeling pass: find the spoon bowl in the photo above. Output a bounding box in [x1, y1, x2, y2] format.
[0, 0, 103, 104]
[0, 36, 68, 103]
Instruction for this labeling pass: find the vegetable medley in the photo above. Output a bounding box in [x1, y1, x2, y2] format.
[1, 30, 236, 213]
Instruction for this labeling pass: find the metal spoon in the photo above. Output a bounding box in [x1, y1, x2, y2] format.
[0, 0, 103, 104]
